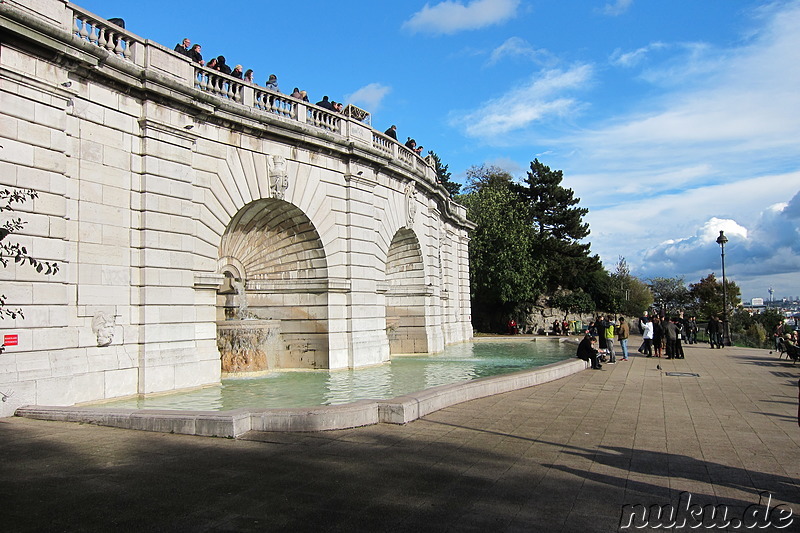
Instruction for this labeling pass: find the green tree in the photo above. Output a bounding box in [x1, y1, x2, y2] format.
[427, 151, 461, 196]
[551, 288, 595, 314]
[1, 188, 60, 352]
[516, 159, 601, 292]
[610, 256, 653, 317]
[458, 166, 543, 331]
[688, 273, 741, 320]
[648, 276, 691, 316]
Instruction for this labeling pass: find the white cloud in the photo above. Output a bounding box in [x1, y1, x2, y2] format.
[487, 37, 554, 66]
[403, 0, 520, 35]
[599, 0, 633, 16]
[609, 42, 667, 68]
[344, 83, 391, 113]
[452, 64, 593, 138]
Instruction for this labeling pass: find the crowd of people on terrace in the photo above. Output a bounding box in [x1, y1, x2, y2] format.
[173, 37, 427, 159]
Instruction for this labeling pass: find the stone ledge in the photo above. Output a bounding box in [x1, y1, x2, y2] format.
[15, 358, 587, 436]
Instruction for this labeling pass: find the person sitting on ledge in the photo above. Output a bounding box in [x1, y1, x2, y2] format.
[231, 65, 244, 80]
[577, 334, 603, 369]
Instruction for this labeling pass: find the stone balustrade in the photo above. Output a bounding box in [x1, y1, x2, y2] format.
[71, 5, 139, 62]
[66, 1, 447, 189]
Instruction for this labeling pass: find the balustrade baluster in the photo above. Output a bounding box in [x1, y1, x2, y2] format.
[73, 16, 81, 36]
[98, 28, 107, 49]
[105, 31, 116, 52]
[114, 38, 124, 57]
[89, 25, 99, 45]
[123, 41, 132, 60]
[79, 19, 89, 40]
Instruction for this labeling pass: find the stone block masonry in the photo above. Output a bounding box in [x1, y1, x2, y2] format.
[0, 0, 475, 415]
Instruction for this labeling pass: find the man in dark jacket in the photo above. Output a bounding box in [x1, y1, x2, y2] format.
[216, 56, 232, 75]
[174, 38, 191, 57]
[708, 316, 722, 349]
[316, 96, 334, 110]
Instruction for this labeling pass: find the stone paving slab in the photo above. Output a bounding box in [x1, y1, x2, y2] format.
[1, 341, 799, 532]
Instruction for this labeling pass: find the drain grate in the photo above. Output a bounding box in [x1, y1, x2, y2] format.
[665, 372, 700, 377]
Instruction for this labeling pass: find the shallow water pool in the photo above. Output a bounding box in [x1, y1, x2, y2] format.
[99, 339, 572, 411]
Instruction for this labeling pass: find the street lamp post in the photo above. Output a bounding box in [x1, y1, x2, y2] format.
[716, 230, 731, 346]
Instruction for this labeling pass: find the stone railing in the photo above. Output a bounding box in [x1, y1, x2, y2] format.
[18, 0, 443, 186]
[71, 5, 141, 63]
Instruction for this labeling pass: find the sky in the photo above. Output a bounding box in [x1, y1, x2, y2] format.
[76, 0, 800, 301]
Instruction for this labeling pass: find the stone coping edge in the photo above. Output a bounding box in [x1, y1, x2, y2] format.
[15, 358, 587, 437]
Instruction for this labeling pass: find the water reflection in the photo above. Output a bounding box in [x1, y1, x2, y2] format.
[100, 340, 571, 411]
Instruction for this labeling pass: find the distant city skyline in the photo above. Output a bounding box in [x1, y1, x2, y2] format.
[76, 0, 800, 300]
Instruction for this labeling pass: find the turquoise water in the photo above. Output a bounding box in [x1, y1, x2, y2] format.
[99, 339, 572, 411]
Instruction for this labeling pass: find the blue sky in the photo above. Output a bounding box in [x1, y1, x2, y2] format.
[78, 0, 800, 301]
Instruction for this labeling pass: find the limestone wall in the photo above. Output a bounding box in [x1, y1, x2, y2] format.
[0, 0, 474, 416]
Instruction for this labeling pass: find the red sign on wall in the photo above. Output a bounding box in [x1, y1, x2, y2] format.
[3, 334, 18, 347]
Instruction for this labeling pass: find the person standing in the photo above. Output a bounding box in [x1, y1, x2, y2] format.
[663, 317, 678, 359]
[618, 316, 630, 361]
[675, 311, 686, 358]
[384, 125, 398, 140]
[641, 317, 654, 357]
[708, 316, 721, 349]
[174, 38, 191, 57]
[688, 316, 698, 344]
[652, 316, 664, 357]
[188, 44, 204, 65]
[599, 316, 616, 364]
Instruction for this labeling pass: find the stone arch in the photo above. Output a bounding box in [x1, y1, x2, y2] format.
[385, 228, 429, 354]
[218, 198, 330, 370]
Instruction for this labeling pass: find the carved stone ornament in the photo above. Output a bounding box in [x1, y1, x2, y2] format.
[405, 182, 417, 229]
[268, 155, 289, 200]
[91, 312, 116, 347]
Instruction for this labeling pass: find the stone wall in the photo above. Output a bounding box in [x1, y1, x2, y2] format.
[0, 0, 475, 416]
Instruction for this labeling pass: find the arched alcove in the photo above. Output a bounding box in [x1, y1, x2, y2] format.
[218, 199, 330, 370]
[385, 228, 429, 354]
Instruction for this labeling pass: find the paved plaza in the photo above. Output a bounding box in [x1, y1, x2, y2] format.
[1, 340, 799, 532]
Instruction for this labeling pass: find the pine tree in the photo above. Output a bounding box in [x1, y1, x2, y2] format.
[428, 151, 461, 196]
[517, 159, 600, 291]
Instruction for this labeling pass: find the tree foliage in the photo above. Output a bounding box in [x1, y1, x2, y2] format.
[550, 289, 595, 314]
[609, 256, 653, 317]
[515, 159, 601, 292]
[427, 151, 461, 197]
[458, 160, 602, 330]
[648, 276, 692, 316]
[1, 188, 60, 352]
[458, 167, 542, 327]
[688, 273, 741, 320]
